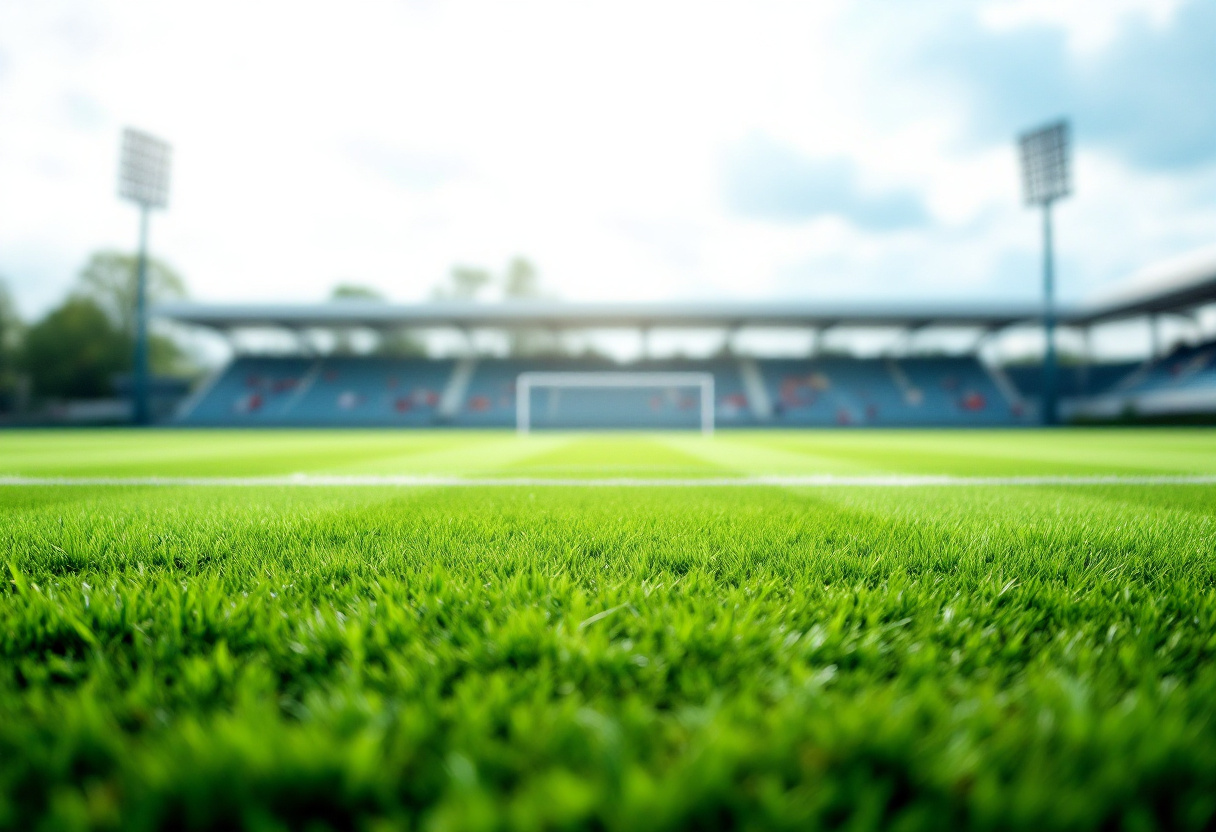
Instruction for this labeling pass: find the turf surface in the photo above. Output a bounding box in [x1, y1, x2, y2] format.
[2, 429, 1215, 831]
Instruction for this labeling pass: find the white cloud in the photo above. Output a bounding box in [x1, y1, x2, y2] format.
[979, 0, 1187, 54]
[0, 0, 1212, 352]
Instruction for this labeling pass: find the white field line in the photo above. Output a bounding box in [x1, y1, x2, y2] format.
[1, 474, 1216, 488]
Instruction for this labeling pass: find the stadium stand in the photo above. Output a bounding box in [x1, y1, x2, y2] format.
[763, 356, 1019, 426]
[180, 357, 453, 426]
[1069, 338, 1216, 418]
[178, 354, 1025, 428]
[280, 357, 453, 426]
[1004, 362, 1139, 400]
[160, 249, 1216, 425]
[181, 357, 315, 424]
[1115, 340, 1216, 395]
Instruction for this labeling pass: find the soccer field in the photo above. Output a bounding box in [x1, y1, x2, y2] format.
[2, 429, 1215, 831]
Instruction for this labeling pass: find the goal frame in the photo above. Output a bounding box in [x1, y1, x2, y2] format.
[516, 372, 714, 435]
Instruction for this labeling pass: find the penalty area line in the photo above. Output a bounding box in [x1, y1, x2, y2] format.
[1, 475, 1215, 488]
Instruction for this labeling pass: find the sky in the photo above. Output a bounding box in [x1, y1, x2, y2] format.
[2, 0, 1215, 335]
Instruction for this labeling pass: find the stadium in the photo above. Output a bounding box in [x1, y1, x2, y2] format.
[4, 3, 1216, 831]
[157, 248, 1216, 429]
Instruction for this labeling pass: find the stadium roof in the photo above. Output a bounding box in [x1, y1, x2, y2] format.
[1080, 245, 1216, 321]
[155, 299, 1061, 331]
[156, 247, 1216, 332]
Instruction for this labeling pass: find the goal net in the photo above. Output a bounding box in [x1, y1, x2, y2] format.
[516, 372, 714, 434]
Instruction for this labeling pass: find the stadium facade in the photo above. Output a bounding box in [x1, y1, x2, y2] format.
[158, 250, 1216, 428]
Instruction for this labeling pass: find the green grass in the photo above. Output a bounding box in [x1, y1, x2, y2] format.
[2, 429, 1216, 831]
[6, 428, 1216, 477]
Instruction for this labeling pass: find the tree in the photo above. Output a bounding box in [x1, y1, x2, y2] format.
[503, 257, 541, 299]
[428, 257, 561, 355]
[18, 250, 196, 402]
[74, 250, 195, 377]
[501, 257, 559, 355]
[327, 284, 425, 357]
[432, 267, 491, 301]
[22, 297, 129, 399]
[0, 279, 22, 412]
[76, 250, 187, 337]
[331, 284, 384, 301]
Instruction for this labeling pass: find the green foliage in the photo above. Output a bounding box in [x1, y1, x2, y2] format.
[434, 267, 493, 301]
[0, 431, 1215, 830]
[20, 297, 129, 399]
[76, 250, 186, 338]
[77, 250, 194, 381]
[327, 285, 426, 357]
[330, 284, 385, 302]
[0, 279, 22, 410]
[432, 258, 545, 303]
[328, 285, 383, 356]
[145, 333, 193, 378]
[501, 257, 562, 356]
[20, 296, 188, 401]
[18, 251, 196, 400]
[0, 278, 20, 355]
[503, 258, 540, 300]
[378, 331, 428, 358]
[429, 258, 560, 355]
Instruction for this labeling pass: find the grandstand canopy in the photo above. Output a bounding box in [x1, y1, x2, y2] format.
[156, 247, 1216, 334]
[155, 299, 1056, 331]
[1078, 246, 1216, 323]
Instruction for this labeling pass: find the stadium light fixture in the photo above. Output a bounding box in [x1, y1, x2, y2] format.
[118, 128, 172, 425]
[1018, 119, 1071, 426]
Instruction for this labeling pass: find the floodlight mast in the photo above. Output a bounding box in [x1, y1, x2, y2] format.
[1018, 120, 1071, 426]
[118, 128, 171, 425]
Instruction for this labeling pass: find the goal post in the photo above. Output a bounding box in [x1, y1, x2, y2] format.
[516, 372, 714, 435]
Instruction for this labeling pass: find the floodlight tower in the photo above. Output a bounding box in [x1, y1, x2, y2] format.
[1017, 120, 1072, 426]
[118, 128, 172, 425]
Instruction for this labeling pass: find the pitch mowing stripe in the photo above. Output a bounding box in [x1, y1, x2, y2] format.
[2, 474, 1216, 487]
